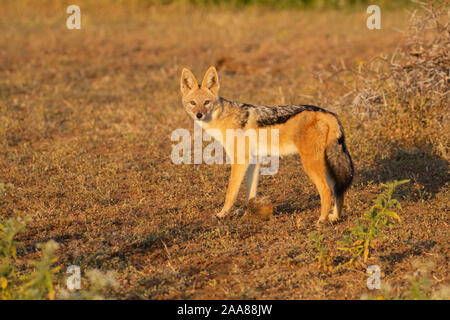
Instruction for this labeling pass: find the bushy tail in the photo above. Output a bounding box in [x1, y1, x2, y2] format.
[325, 131, 354, 197]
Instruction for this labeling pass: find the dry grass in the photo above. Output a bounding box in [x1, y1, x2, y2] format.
[0, 1, 448, 299]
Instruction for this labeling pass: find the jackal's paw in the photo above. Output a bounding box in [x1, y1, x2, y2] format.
[214, 210, 229, 220]
[328, 213, 339, 224]
[316, 217, 327, 227]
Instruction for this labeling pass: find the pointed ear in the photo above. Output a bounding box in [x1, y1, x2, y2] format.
[180, 68, 198, 96]
[201, 66, 220, 97]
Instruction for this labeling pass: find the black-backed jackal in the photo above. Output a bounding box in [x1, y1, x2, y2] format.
[180, 66, 353, 225]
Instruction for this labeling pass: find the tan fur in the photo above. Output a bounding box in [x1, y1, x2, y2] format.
[180, 67, 352, 225]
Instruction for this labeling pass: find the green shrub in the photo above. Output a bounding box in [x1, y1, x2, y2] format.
[308, 231, 332, 271]
[0, 214, 59, 300]
[338, 180, 409, 265]
[0, 183, 117, 300]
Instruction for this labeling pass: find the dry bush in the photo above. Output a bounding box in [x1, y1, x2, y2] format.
[357, 2, 448, 158]
[316, 1, 449, 160]
[353, 1, 449, 114]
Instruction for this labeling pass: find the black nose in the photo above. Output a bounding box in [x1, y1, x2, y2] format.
[196, 113, 203, 119]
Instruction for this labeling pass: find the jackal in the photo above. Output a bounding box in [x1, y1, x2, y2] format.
[180, 66, 353, 224]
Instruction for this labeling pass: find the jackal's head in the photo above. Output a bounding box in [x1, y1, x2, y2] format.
[180, 66, 219, 122]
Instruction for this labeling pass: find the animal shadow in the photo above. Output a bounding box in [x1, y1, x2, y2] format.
[357, 145, 449, 201]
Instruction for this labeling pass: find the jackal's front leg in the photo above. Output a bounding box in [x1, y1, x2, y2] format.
[216, 163, 248, 218]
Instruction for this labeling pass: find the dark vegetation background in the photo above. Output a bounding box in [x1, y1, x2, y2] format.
[131, 0, 413, 9]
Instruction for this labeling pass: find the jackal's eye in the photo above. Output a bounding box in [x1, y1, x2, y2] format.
[190, 100, 196, 105]
[204, 100, 210, 105]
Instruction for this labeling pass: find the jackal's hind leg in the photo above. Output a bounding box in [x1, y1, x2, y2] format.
[303, 161, 332, 225]
[329, 193, 343, 223]
[295, 138, 332, 225]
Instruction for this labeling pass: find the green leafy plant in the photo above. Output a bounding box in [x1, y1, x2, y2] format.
[0, 216, 26, 299]
[20, 240, 61, 300]
[338, 180, 409, 266]
[0, 183, 116, 300]
[308, 231, 332, 271]
[0, 213, 60, 300]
